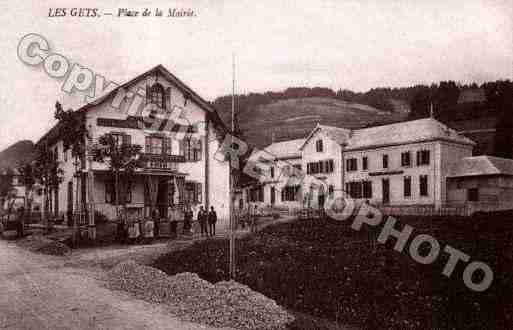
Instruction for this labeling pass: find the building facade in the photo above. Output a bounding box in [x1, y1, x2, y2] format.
[37, 65, 231, 227]
[243, 118, 478, 211]
[446, 155, 513, 213]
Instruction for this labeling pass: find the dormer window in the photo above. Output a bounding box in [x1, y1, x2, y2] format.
[316, 139, 323, 152]
[149, 83, 165, 109]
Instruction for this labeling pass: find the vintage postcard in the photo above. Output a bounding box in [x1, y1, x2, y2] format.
[0, 1, 512, 329]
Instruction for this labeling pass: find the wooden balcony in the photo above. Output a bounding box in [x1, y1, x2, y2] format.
[140, 153, 185, 171]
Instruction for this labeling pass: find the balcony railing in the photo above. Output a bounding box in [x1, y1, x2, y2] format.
[140, 153, 185, 170]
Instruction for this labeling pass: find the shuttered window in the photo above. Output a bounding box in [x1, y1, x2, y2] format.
[404, 176, 412, 197]
[419, 175, 428, 196]
[416, 150, 430, 166]
[307, 159, 335, 174]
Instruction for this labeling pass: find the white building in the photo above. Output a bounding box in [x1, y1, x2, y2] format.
[243, 139, 305, 211]
[0, 169, 43, 213]
[36, 65, 231, 227]
[244, 118, 478, 211]
[342, 118, 475, 208]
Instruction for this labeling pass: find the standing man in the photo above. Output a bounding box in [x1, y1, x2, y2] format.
[251, 205, 259, 233]
[152, 209, 160, 238]
[16, 206, 25, 238]
[183, 205, 193, 235]
[208, 206, 217, 237]
[198, 206, 207, 237]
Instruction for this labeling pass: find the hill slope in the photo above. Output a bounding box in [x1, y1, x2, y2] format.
[217, 97, 408, 148]
[0, 140, 35, 170]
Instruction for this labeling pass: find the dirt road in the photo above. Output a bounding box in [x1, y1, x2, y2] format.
[0, 239, 219, 330]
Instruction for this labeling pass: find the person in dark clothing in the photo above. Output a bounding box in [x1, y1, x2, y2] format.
[116, 217, 127, 244]
[198, 206, 207, 237]
[152, 209, 160, 238]
[183, 205, 193, 235]
[208, 206, 217, 237]
[16, 207, 25, 238]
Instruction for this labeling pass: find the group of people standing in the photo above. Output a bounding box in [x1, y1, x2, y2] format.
[115, 205, 218, 242]
[196, 206, 217, 237]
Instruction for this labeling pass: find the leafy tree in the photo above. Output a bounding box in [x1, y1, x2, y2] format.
[91, 133, 143, 218]
[17, 162, 36, 212]
[0, 168, 15, 216]
[484, 80, 513, 158]
[409, 85, 433, 119]
[54, 101, 88, 228]
[434, 81, 460, 118]
[33, 144, 63, 230]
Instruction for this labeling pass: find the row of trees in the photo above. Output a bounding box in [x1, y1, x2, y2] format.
[1, 102, 144, 240]
[213, 80, 512, 120]
[213, 80, 513, 159]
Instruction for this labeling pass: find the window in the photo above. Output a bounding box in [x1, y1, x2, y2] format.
[64, 149, 68, 162]
[328, 185, 334, 197]
[468, 188, 479, 201]
[249, 186, 264, 202]
[149, 83, 165, 109]
[316, 140, 323, 152]
[362, 181, 372, 198]
[182, 138, 202, 161]
[417, 150, 430, 166]
[346, 158, 358, 171]
[346, 181, 362, 198]
[404, 176, 412, 197]
[282, 185, 300, 202]
[145, 136, 163, 154]
[419, 175, 428, 196]
[164, 137, 172, 155]
[185, 181, 202, 204]
[401, 152, 411, 167]
[382, 154, 389, 169]
[105, 182, 132, 204]
[307, 160, 334, 174]
[270, 167, 275, 178]
[362, 156, 368, 170]
[327, 159, 334, 173]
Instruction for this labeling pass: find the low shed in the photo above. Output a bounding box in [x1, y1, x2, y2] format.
[446, 156, 513, 211]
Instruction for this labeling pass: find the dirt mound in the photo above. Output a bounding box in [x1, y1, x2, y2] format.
[107, 260, 294, 329]
[18, 235, 71, 256]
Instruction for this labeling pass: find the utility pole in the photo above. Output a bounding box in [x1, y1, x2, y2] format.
[87, 126, 96, 240]
[229, 53, 236, 279]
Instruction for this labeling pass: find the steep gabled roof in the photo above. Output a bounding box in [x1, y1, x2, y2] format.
[37, 64, 227, 146]
[263, 138, 306, 159]
[299, 124, 351, 150]
[345, 118, 475, 151]
[447, 156, 513, 178]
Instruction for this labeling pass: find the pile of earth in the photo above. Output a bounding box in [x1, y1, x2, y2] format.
[17, 235, 71, 256]
[107, 260, 294, 329]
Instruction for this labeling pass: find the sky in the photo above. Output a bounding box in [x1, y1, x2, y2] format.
[0, 0, 512, 151]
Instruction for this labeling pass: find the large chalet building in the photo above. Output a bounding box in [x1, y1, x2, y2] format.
[36, 65, 231, 227]
[240, 117, 513, 214]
